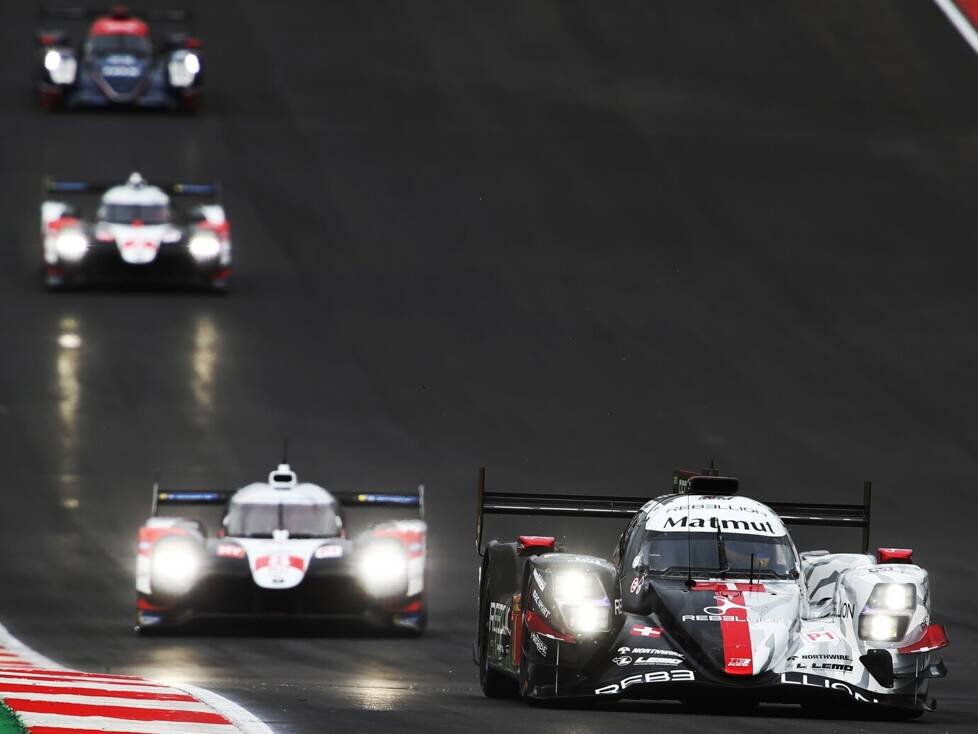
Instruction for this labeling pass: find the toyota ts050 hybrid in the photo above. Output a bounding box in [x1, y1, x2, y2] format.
[475, 466, 948, 718]
[136, 461, 428, 634]
[36, 5, 202, 111]
[41, 172, 231, 290]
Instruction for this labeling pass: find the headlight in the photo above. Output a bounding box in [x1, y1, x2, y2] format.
[868, 583, 915, 611]
[358, 541, 408, 597]
[858, 613, 908, 642]
[184, 52, 201, 75]
[564, 604, 611, 634]
[188, 232, 221, 261]
[55, 230, 89, 261]
[44, 50, 77, 85]
[150, 538, 200, 595]
[551, 569, 610, 636]
[168, 50, 200, 88]
[553, 570, 603, 602]
[44, 49, 61, 72]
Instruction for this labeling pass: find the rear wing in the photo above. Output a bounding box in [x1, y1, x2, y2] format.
[45, 178, 221, 198]
[335, 486, 425, 521]
[764, 481, 872, 553]
[39, 6, 193, 22]
[151, 488, 230, 516]
[476, 466, 873, 555]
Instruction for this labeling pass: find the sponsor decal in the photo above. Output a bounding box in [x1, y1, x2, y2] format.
[255, 554, 305, 571]
[780, 672, 879, 704]
[532, 589, 551, 618]
[614, 598, 622, 615]
[533, 569, 547, 590]
[102, 64, 142, 77]
[630, 576, 642, 594]
[635, 656, 681, 666]
[630, 625, 662, 638]
[805, 631, 839, 642]
[665, 503, 766, 514]
[612, 655, 632, 666]
[489, 601, 510, 634]
[314, 544, 344, 559]
[683, 614, 738, 622]
[664, 515, 776, 534]
[530, 632, 548, 656]
[788, 654, 852, 662]
[216, 544, 245, 559]
[595, 669, 695, 695]
[840, 601, 855, 618]
[727, 657, 751, 668]
[619, 646, 683, 656]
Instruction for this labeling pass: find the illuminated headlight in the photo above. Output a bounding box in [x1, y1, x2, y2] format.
[858, 613, 908, 642]
[44, 50, 61, 72]
[44, 50, 77, 85]
[358, 542, 408, 597]
[150, 539, 200, 595]
[564, 604, 611, 634]
[168, 50, 200, 88]
[868, 583, 915, 611]
[553, 570, 603, 602]
[54, 230, 89, 261]
[188, 232, 221, 261]
[184, 52, 201, 75]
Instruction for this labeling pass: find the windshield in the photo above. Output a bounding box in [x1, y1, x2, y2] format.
[99, 204, 171, 224]
[90, 35, 152, 56]
[633, 531, 797, 579]
[225, 502, 341, 539]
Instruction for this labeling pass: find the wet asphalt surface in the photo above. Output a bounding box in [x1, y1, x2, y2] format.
[0, 1, 976, 732]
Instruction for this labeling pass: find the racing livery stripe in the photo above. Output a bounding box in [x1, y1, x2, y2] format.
[2, 700, 229, 725]
[0, 686, 195, 702]
[717, 588, 753, 676]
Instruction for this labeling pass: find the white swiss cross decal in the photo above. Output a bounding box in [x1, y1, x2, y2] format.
[630, 625, 662, 637]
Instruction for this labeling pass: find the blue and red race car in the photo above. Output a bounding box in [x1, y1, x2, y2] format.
[36, 4, 203, 111]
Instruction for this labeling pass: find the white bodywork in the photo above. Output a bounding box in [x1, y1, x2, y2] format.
[41, 172, 231, 268]
[632, 494, 935, 700]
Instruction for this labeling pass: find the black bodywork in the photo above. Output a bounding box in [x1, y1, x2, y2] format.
[36, 7, 203, 111]
[474, 466, 934, 717]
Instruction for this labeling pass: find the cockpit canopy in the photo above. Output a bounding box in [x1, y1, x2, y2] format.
[629, 529, 798, 580]
[224, 500, 342, 539]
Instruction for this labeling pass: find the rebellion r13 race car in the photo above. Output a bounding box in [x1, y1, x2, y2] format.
[36, 5, 202, 111]
[475, 466, 949, 718]
[41, 172, 231, 290]
[136, 461, 428, 633]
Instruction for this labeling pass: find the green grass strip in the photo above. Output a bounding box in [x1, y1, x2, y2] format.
[0, 701, 26, 734]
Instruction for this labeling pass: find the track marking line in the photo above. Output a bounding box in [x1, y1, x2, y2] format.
[0, 624, 274, 734]
[18, 713, 236, 734]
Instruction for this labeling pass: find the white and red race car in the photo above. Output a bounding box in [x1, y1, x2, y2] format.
[41, 172, 231, 290]
[136, 461, 427, 634]
[475, 466, 949, 718]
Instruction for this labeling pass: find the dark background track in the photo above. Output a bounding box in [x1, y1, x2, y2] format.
[0, 1, 976, 732]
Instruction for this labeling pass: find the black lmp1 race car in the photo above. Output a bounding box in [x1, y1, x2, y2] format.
[474, 466, 949, 718]
[36, 4, 202, 111]
[135, 461, 428, 634]
[41, 172, 231, 290]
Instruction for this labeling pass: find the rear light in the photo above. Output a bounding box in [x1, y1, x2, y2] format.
[877, 548, 913, 564]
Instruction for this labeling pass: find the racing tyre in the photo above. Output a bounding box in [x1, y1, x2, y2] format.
[478, 561, 516, 698]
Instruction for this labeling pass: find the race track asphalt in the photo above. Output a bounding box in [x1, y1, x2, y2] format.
[0, 1, 976, 732]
